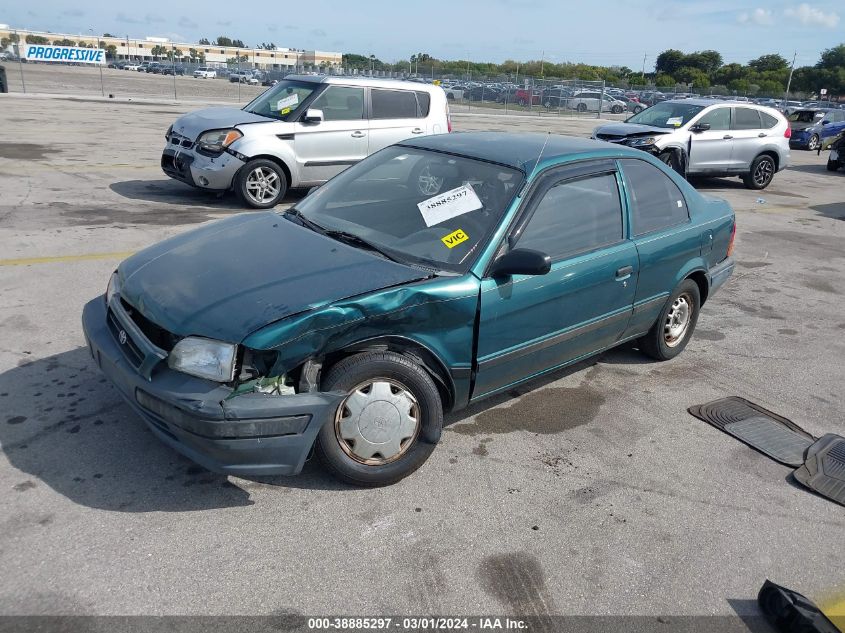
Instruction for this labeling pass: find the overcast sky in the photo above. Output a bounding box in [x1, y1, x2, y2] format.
[4, 0, 842, 68]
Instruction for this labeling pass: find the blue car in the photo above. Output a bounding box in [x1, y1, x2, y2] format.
[789, 109, 845, 151]
[82, 133, 736, 486]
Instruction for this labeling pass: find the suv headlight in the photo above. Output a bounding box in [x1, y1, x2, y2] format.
[197, 128, 243, 154]
[168, 337, 237, 382]
[627, 137, 658, 147]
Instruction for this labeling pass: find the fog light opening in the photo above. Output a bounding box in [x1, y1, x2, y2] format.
[198, 176, 210, 186]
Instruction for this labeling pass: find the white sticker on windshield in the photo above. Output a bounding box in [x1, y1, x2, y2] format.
[666, 116, 683, 127]
[417, 184, 483, 227]
[276, 93, 299, 111]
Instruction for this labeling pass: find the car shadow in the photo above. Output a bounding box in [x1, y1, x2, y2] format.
[109, 179, 306, 209]
[786, 163, 832, 174]
[726, 598, 777, 633]
[688, 176, 747, 190]
[0, 348, 348, 512]
[809, 201, 845, 221]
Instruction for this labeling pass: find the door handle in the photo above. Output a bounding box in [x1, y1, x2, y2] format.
[351, 131, 365, 138]
[722, 134, 733, 140]
[411, 128, 424, 134]
[758, 132, 767, 138]
[615, 265, 633, 280]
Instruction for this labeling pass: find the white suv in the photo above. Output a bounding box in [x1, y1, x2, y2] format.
[593, 99, 791, 189]
[193, 67, 217, 79]
[162, 75, 452, 208]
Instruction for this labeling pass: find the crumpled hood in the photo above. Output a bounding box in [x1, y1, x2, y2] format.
[171, 107, 271, 141]
[117, 213, 428, 343]
[594, 122, 675, 139]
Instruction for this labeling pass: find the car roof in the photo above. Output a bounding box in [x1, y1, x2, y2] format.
[400, 132, 642, 172]
[284, 74, 443, 93]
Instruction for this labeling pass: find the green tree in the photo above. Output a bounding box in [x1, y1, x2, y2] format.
[748, 54, 789, 73]
[655, 49, 686, 75]
[150, 44, 167, 58]
[817, 44, 845, 69]
[655, 73, 676, 87]
[25, 35, 49, 44]
[674, 66, 711, 89]
[198, 38, 210, 45]
[697, 50, 723, 74]
[52, 38, 76, 46]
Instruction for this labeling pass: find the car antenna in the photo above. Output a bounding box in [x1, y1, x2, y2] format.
[529, 132, 552, 180]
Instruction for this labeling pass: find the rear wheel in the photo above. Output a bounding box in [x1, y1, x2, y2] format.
[611, 105, 623, 114]
[235, 159, 287, 208]
[807, 134, 820, 151]
[743, 154, 776, 190]
[316, 352, 442, 486]
[577, 103, 587, 113]
[827, 159, 841, 172]
[639, 279, 701, 361]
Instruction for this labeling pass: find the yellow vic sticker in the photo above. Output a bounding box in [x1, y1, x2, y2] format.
[441, 229, 469, 249]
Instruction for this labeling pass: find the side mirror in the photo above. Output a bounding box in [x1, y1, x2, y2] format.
[303, 108, 324, 124]
[822, 120, 830, 126]
[690, 122, 711, 133]
[489, 248, 551, 278]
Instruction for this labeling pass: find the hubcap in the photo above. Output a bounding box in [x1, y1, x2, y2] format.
[417, 164, 445, 196]
[334, 379, 420, 465]
[245, 166, 281, 205]
[664, 293, 693, 347]
[753, 158, 774, 186]
[809, 135, 819, 150]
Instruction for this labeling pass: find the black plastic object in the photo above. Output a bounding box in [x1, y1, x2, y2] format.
[758, 580, 841, 633]
[0, 66, 7, 93]
[688, 397, 815, 467]
[793, 434, 845, 507]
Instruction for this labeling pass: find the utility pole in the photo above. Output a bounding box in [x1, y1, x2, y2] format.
[640, 53, 647, 86]
[14, 29, 26, 93]
[172, 43, 177, 100]
[540, 50, 545, 79]
[90, 28, 104, 97]
[783, 51, 797, 107]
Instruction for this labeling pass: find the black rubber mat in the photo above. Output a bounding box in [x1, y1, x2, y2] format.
[758, 580, 841, 633]
[793, 434, 845, 507]
[688, 397, 815, 467]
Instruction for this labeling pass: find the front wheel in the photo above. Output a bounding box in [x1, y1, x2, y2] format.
[235, 158, 287, 208]
[639, 279, 701, 361]
[316, 352, 443, 486]
[807, 134, 820, 151]
[743, 154, 776, 190]
[827, 159, 841, 172]
[611, 105, 622, 114]
[577, 103, 587, 113]
[634, 106, 644, 114]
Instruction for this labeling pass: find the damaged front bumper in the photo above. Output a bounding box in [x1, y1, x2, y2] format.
[82, 296, 344, 476]
[160, 145, 244, 191]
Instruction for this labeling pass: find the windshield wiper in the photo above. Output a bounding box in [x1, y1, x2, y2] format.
[322, 229, 406, 264]
[284, 207, 328, 234]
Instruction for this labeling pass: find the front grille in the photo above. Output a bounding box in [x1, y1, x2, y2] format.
[106, 308, 144, 368]
[167, 131, 194, 149]
[119, 299, 178, 352]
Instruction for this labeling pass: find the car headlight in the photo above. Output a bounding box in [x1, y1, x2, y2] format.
[197, 128, 243, 154]
[106, 272, 119, 304]
[168, 337, 237, 382]
[627, 137, 658, 147]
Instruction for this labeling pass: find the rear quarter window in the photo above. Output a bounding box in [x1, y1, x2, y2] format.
[621, 159, 689, 236]
[415, 91, 431, 117]
[760, 111, 779, 128]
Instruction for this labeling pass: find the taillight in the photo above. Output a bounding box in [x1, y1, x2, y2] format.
[784, 126, 791, 139]
[726, 220, 736, 257]
[446, 102, 452, 133]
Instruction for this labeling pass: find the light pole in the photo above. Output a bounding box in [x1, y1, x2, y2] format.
[783, 51, 797, 107]
[14, 30, 26, 93]
[171, 43, 177, 100]
[90, 28, 104, 97]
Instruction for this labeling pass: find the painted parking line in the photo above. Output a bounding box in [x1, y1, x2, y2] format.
[0, 251, 135, 266]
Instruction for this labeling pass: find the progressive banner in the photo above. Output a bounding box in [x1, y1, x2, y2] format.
[25, 45, 105, 64]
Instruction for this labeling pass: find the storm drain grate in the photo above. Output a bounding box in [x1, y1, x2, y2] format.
[688, 397, 815, 467]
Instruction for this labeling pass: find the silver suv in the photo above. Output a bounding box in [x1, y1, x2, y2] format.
[162, 75, 451, 207]
[592, 99, 791, 189]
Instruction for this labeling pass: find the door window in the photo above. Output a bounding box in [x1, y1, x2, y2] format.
[733, 107, 763, 130]
[697, 107, 731, 130]
[308, 85, 364, 121]
[621, 159, 689, 236]
[371, 89, 419, 119]
[516, 173, 623, 260]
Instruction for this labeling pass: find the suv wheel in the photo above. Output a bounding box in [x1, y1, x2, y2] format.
[807, 134, 820, 151]
[316, 351, 442, 486]
[743, 154, 776, 190]
[236, 159, 287, 208]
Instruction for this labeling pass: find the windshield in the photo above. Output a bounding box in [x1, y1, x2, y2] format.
[243, 80, 318, 121]
[789, 110, 824, 123]
[291, 146, 524, 273]
[626, 102, 705, 128]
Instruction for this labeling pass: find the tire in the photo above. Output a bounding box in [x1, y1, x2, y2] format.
[826, 159, 840, 172]
[639, 279, 701, 361]
[742, 154, 776, 190]
[316, 351, 443, 487]
[544, 100, 552, 109]
[235, 158, 287, 208]
[611, 105, 622, 114]
[577, 103, 587, 113]
[634, 106, 644, 114]
[517, 98, 527, 107]
[807, 134, 820, 151]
